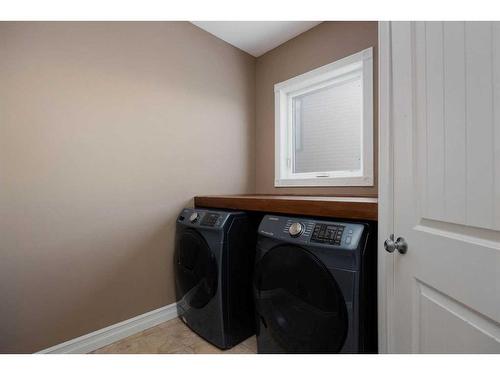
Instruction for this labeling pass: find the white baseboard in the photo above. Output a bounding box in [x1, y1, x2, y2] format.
[37, 303, 178, 354]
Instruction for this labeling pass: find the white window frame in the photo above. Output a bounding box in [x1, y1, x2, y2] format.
[274, 47, 374, 187]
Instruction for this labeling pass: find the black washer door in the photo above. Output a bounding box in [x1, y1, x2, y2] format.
[175, 229, 218, 309]
[254, 245, 348, 353]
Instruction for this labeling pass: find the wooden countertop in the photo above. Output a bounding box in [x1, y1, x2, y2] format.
[194, 195, 378, 221]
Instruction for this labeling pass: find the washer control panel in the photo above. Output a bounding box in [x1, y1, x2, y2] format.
[259, 215, 365, 250]
[177, 208, 231, 229]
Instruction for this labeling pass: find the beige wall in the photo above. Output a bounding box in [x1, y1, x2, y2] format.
[0, 21, 378, 353]
[0, 22, 255, 353]
[255, 21, 378, 197]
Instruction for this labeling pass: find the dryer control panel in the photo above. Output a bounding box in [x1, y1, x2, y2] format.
[258, 215, 366, 250]
[177, 208, 236, 229]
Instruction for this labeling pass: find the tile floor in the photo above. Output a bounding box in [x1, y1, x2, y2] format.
[91, 318, 257, 354]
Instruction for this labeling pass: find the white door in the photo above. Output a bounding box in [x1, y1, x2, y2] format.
[381, 21, 500, 353]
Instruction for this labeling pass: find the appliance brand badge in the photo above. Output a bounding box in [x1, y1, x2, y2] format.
[268, 217, 279, 221]
[260, 230, 274, 236]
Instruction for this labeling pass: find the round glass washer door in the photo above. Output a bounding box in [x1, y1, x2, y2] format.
[175, 229, 218, 309]
[254, 245, 348, 353]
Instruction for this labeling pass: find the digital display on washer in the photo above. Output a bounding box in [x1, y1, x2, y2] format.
[311, 224, 344, 245]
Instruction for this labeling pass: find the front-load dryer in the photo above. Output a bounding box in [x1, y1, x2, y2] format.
[174, 208, 255, 349]
[253, 214, 377, 353]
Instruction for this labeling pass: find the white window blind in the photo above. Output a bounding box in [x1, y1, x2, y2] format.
[292, 75, 362, 174]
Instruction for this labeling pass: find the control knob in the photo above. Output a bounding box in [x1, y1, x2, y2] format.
[288, 222, 304, 237]
[189, 212, 199, 223]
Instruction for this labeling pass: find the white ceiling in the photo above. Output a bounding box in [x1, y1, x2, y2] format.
[191, 21, 322, 57]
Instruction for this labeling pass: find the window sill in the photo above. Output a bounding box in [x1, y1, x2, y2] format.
[274, 176, 374, 187]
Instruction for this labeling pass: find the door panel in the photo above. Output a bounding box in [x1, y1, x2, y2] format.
[254, 245, 348, 353]
[415, 281, 500, 353]
[174, 229, 218, 309]
[389, 21, 500, 353]
[417, 21, 500, 229]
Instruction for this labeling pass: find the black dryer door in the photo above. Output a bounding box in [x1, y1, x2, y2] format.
[175, 229, 218, 309]
[254, 245, 348, 353]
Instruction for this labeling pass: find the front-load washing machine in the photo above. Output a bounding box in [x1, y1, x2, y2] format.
[174, 208, 255, 349]
[253, 214, 377, 353]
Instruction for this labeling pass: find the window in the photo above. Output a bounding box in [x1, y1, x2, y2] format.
[274, 48, 373, 187]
